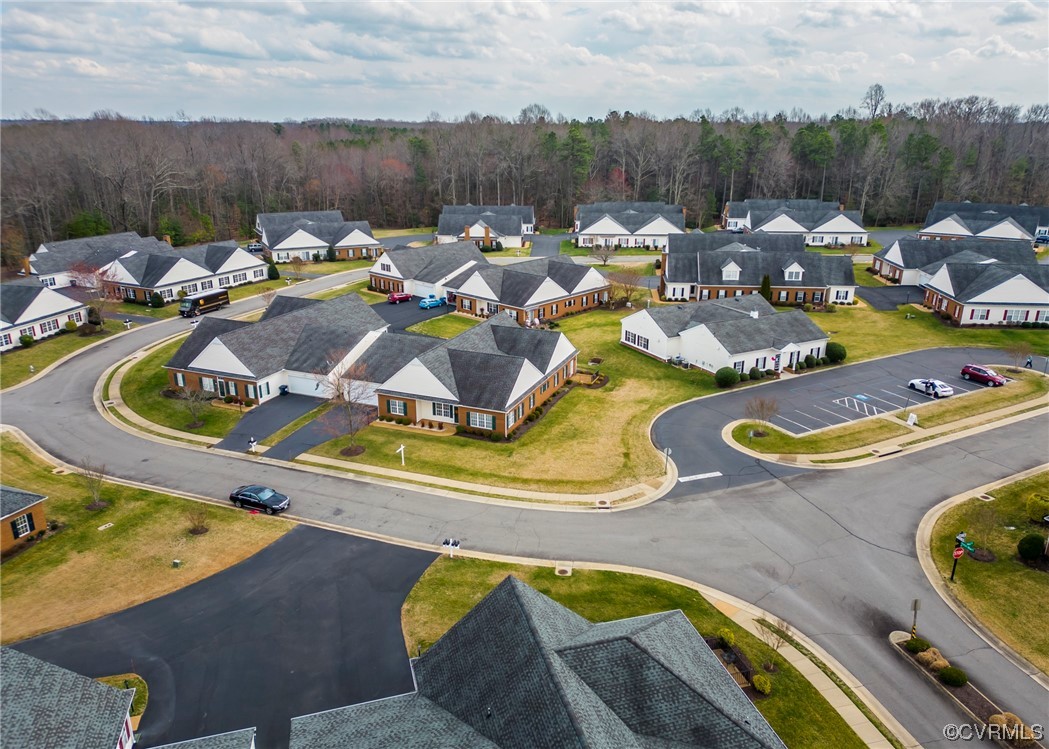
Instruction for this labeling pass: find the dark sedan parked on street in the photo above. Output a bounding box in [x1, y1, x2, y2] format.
[229, 485, 290, 514]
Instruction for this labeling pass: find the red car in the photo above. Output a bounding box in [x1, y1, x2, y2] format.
[961, 364, 1007, 386]
[387, 291, 412, 304]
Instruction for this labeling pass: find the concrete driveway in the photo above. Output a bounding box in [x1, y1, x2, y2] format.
[855, 284, 921, 311]
[215, 394, 324, 451]
[530, 234, 564, 257]
[371, 298, 451, 332]
[13, 526, 436, 749]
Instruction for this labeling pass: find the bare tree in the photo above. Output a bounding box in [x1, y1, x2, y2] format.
[289, 256, 306, 280]
[186, 505, 210, 535]
[754, 617, 793, 670]
[68, 262, 121, 328]
[744, 396, 780, 435]
[78, 460, 108, 510]
[179, 388, 213, 429]
[589, 246, 615, 266]
[862, 84, 886, 120]
[1004, 341, 1033, 372]
[318, 352, 375, 456]
[260, 288, 277, 307]
[606, 266, 647, 307]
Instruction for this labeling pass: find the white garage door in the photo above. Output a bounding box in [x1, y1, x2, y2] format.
[287, 373, 322, 395]
[414, 282, 435, 298]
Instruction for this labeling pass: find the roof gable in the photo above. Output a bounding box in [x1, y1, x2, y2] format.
[0, 485, 47, 520]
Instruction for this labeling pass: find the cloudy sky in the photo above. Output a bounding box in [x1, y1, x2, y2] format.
[2, 1, 1047, 122]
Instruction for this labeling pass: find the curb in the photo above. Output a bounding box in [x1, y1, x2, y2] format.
[914, 467, 1049, 692]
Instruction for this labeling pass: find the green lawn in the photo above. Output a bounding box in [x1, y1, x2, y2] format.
[895, 370, 1048, 428]
[261, 403, 333, 446]
[402, 558, 865, 749]
[310, 308, 720, 493]
[373, 227, 435, 238]
[1, 329, 116, 389]
[405, 314, 481, 339]
[808, 305, 1049, 363]
[732, 419, 912, 454]
[111, 301, 181, 320]
[280, 259, 372, 275]
[120, 338, 243, 438]
[536, 227, 571, 234]
[560, 239, 661, 257]
[309, 279, 387, 304]
[931, 472, 1049, 673]
[228, 279, 302, 301]
[0, 434, 291, 643]
[480, 246, 533, 258]
[97, 674, 148, 716]
[852, 267, 885, 287]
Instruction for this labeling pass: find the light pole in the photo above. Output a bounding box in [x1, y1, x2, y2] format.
[663, 447, 672, 471]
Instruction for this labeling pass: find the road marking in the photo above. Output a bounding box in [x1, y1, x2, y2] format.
[812, 405, 852, 422]
[898, 385, 937, 399]
[773, 414, 812, 432]
[874, 390, 910, 407]
[795, 409, 834, 426]
[832, 396, 886, 417]
[678, 471, 723, 483]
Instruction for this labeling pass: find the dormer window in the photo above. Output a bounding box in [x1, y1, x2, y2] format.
[785, 270, 802, 281]
[723, 269, 740, 282]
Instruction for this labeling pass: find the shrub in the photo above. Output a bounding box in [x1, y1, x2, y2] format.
[397, 418, 410, 426]
[819, 356, 830, 366]
[366, 283, 375, 291]
[748, 367, 762, 380]
[177, 289, 188, 299]
[804, 354, 817, 368]
[1025, 494, 1049, 523]
[87, 306, 103, 325]
[938, 666, 968, 687]
[64, 320, 78, 332]
[267, 263, 280, 280]
[717, 627, 736, 649]
[79, 323, 99, 336]
[916, 648, 942, 668]
[18, 334, 33, 348]
[928, 657, 950, 672]
[1021, 321, 1032, 329]
[751, 674, 772, 695]
[653, 258, 662, 269]
[904, 637, 931, 653]
[150, 292, 165, 308]
[796, 361, 806, 371]
[312, 252, 321, 262]
[489, 433, 503, 442]
[715, 367, 740, 388]
[825, 303, 837, 313]
[1018, 533, 1045, 562]
[739, 372, 750, 382]
[826, 342, 847, 363]
[326, 247, 337, 262]
[223, 394, 235, 404]
[803, 303, 813, 312]
[765, 369, 776, 377]
[242, 398, 256, 407]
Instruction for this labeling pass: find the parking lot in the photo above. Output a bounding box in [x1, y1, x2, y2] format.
[771, 364, 1001, 435]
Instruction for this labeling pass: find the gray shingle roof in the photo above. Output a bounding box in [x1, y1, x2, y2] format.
[466, 255, 595, 307]
[645, 296, 775, 338]
[930, 263, 1049, 303]
[729, 199, 839, 223]
[0, 485, 47, 520]
[666, 233, 805, 254]
[1, 647, 134, 749]
[752, 207, 863, 233]
[257, 211, 344, 238]
[353, 332, 442, 383]
[30, 232, 172, 276]
[114, 245, 264, 288]
[268, 219, 377, 249]
[577, 202, 685, 234]
[875, 237, 1035, 270]
[293, 577, 785, 749]
[377, 243, 488, 284]
[442, 204, 535, 223]
[259, 295, 323, 321]
[0, 284, 80, 325]
[152, 728, 257, 749]
[923, 201, 1049, 236]
[164, 317, 253, 372]
[665, 250, 854, 288]
[703, 310, 828, 355]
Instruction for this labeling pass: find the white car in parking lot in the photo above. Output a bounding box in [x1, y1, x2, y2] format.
[908, 378, 954, 398]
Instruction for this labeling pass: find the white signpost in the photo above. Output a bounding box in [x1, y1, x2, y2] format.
[396, 444, 405, 466]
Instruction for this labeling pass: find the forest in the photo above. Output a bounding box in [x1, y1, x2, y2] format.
[2, 87, 1047, 263]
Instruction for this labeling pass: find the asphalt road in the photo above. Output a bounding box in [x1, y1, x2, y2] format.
[215, 394, 324, 451]
[529, 234, 564, 257]
[3, 268, 1047, 747]
[14, 526, 437, 749]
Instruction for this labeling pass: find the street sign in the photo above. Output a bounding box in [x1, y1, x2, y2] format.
[953, 547, 965, 559]
[960, 541, 975, 552]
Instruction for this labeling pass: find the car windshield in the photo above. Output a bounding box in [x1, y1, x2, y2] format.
[179, 300, 192, 310]
[984, 368, 998, 377]
[256, 488, 275, 500]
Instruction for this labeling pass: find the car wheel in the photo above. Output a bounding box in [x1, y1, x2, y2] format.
[265, 507, 274, 515]
[962, 373, 970, 380]
[933, 392, 940, 399]
[985, 381, 993, 387]
[909, 383, 917, 390]
[234, 500, 242, 508]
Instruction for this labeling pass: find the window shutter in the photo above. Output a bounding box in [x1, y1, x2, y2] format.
[26, 514, 35, 532]
[969, 309, 974, 319]
[1024, 310, 1030, 321]
[10, 520, 20, 539]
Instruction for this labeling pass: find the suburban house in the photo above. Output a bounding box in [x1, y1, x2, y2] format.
[621, 295, 828, 373]
[437, 205, 535, 248]
[1, 647, 136, 749]
[102, 242, 269, 304]
[368, 242, 488, 297]
[661, 245, 856, 305]
[872, 238, 1036, 286]
[666, 232, 805, 255]
[257, 211, 383, 262]
[165, 293, 392, 404]
[918, 201, 1049, 242]
[452, 255, 610, 324]
[922, 262, 1049, 326]
[575, 201, 686, 248]
[1, 485, 48, 555]
[722, 199, 867, 246]
[153, 728, 257, 749]
[26, 231, 173, 288]
[1, 283, 88, 352]
[376, 316, 578, 438]
[289, 576, 786, 749]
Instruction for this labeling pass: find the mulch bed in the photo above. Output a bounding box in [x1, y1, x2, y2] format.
[339, 445, 365, 457]
[585, 374, 610, 389]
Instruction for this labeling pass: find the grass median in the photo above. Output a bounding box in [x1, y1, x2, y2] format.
[732, 418, 913, 454]
[402, 558, 866, 749]
[372, 227, 435, 238]
[895, 369, 1048, 428]
[0, 434, 291, 643]
[931, 471, 1049, 673]
[405, 314, 481, 339]
[1, 328, 117, 389]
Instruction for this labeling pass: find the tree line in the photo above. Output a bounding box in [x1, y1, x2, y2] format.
[2, 86, 1047, 263]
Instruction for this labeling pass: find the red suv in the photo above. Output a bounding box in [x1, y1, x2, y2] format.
[387, 291, 412, 304]
[961, 364, 1007, 386]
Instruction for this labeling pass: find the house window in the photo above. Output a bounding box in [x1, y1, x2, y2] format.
[232, 272, 248, 284]
[756, 356, 766, 369]
[228, 382, 237, 396]
[851, 236, 864, 245]
[264, 382, 271, 396]
[593, 293, 599, 305]
[468, 411, 495, 430]
[253, 268, 265, 279]
[795, 291, 806, 302]
[202, 377, 215, 392]
[700, 289, 710, 300]
[811, 235, 824, 244]
[19, 326, 34, 338]
[625, 331, 637, 346]
[636, 335, 649, 350]
[40, 319, 59, 334]
[68, 311, 83, 323]
[219, 277, 230, 286]
[123, 287, 136, 300]
[554, 372, 560, 387]
[834, 289, 849, 302]
[432, 402, 454, 418]
[734, 290, 743, 297]
[1035, 310, 1047, 322]
[813, 292, 823, 303]
[717, 290, 726, 299]
[565, 299, 574, 308]
[182, 283, 199, 294]
[487, 302, 499, 314]
[11, 512, 34, 539]
[388, 399, 407, 416]
[551, 303, 558, 315]
[776, 290, 787, 302]
[939, 298, 948, 311]
[462, 298, 472, 311]
[971, 308, 990, 321]
[809, 347, 821, 357]
[1, 334, 11, 347]
[734, 361, 744, 373]
[201, 279, 214, 290]
[514, 403, 524, 422]
[175, 372, 185, 387]
[785, 270, 802, 281]
[380, 263, 392, 272]
[541, 381, 549, 394]
[529, 394, 535, 409]
[722, 270, 740, 282]
[247, 384, 256, 399]
[1004, 309, 1024, 322]
[42, 277, 57, 287]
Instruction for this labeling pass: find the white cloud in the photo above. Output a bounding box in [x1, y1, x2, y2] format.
[764, 27, 803, 58]
[67, 57, 111, 78]
[185, 61, 246, 82]
[996, 0, 1041, 24]
[197, 28, 268, 58]
[893, 52, 916, 66]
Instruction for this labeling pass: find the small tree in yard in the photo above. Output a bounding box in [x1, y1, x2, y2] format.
[150, 292, 164, 308]
[1004, 341, 1032, 372]
[825, 342, 847, 363]
[78, 460, 108, 510]
[289, 256, 306, 280]
[179, 388, 212, 429]
[607, 267, 647, 308]
[186, 505, 209, 535]
[754, 617, 793, 670]
[744, 396, 779, 436]
[319, 352, 375, 456]
[69, 262, 121, 328]
[590, 246, 615, 266]
[267, 262, 280, 281]
[260, 288, 277, 308]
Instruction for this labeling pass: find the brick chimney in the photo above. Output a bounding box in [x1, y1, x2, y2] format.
[163, 234, 172, 245]
[464, 225, 471, 241]
[838, 201, 845, 212]
[21, 257, 30, 275]
[484, 225, 491, 246]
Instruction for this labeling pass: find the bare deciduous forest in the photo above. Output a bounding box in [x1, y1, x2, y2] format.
[2, 89, 1047, 264]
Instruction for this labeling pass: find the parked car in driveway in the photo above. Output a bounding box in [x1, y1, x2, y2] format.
[246, 242, 264, 252]
[387, 291, 412, 304]
[961, 364, 1007, 386]
[908, 378, 954, 398]
[229, 485, 290, 514]
[419, 294, 447, 309]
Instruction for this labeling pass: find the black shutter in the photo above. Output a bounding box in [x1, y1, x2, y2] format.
[26, 513, 35, 533]
[10, 520, 20, 539]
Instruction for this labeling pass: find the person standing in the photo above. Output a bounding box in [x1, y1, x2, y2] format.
[1025, 354, 1034, 368]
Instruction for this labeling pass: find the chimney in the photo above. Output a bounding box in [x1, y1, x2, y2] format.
[21, 256, 30, 275]
[484, 225, 491, 246]
[750, 310, 759, 319]
[838, 202, 844, 212]
[163, 234, 172, 245]
[464, 225, 471, 241]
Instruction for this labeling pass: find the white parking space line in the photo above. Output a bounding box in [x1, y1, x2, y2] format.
[812, 405, 853, 423]
[873, 390, 911, 408]
[795, 410, 835, 426]
[678, 471, 723, 483]
[773, 414, 812, 433]
[897, 385, 937, 400]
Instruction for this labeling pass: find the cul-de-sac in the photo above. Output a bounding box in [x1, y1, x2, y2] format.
[1, 3, 1047, 749]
